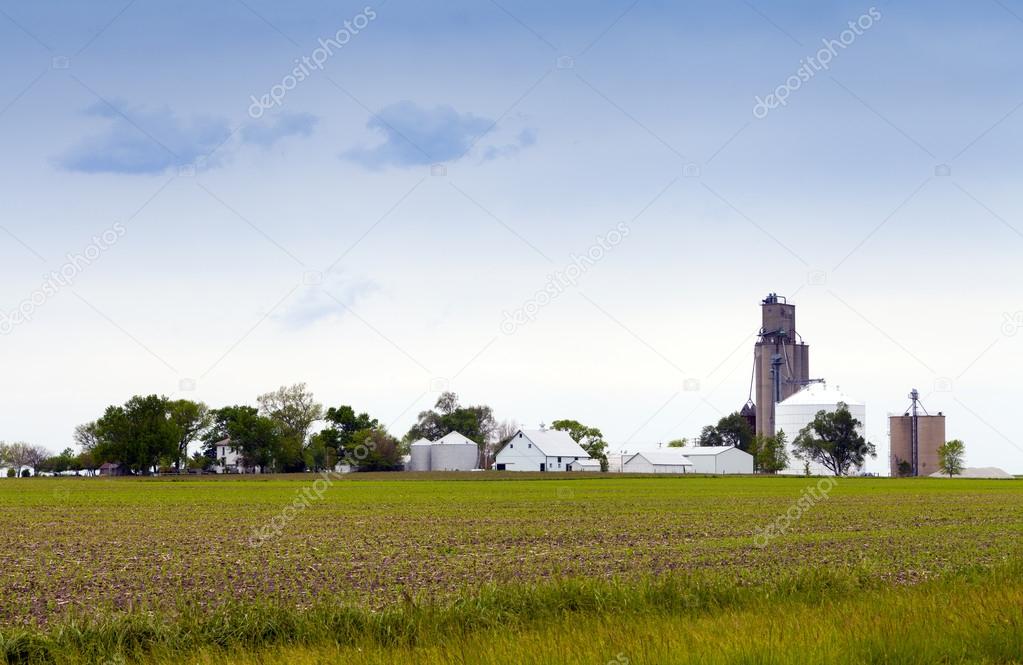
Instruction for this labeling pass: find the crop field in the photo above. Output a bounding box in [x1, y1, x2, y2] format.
[1, 474, 1022, 664]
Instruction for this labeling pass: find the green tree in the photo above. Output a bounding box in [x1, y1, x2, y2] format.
[202, 406, 258, 456]
[167, 399, 211, 472]
[696, 425, 723, 447]
[350, 428, 403, 472]
[751, 431, 789, 474]
[698, 413, 754, 452]
[227, 410, 281, 473]
[258, 383, 323, 471]
[406, 392, 497, 463]
[896, 459, 913, 478]
[39, 447, 76, 475]
[938, 439, 966, 478]
[551, 419, 609, 471]
[188, 450, 214, 471]
[93, 395, 179, 475]
[792, 403, 875, 477]
[317, 405, 379, 461]
[666, 438, 688, 448]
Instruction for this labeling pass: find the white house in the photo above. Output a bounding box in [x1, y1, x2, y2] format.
[666, 446, 754, 474]
[622, 450, 694, 474]
[494, 429, 591, 472]
[214, 438, 256, 474]
[567, 458, 602, 472]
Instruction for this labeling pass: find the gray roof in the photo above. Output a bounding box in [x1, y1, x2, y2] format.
[435, 432, 477, 447]
[669, 446, 748, 457]
[627, 450, 694, 466]
[517, 429, 590, 457]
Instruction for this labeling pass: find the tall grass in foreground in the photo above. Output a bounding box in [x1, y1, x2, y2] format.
[1, 561, 1020, 665]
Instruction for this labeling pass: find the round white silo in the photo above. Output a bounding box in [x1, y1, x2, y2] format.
[431, 432, 479, 471]
[409, 438, 432, 471]
[775, 383, 866, 475]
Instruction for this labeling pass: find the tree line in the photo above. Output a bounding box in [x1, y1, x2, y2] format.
[2, 386, 612, 476]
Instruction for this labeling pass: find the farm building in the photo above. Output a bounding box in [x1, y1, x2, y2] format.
[623, 450, 694, 474]
[567, 458, 602, 472]
[430, 432, 479, 471]
[494, 429, 591, 472]
[405, 433, 479, 471]
[214, 438, 259, 474]
[776, 383, 866, 476]
[98, 462, 126, 476]
[407, 438, 432, 471]
[666, 446, 754, 474]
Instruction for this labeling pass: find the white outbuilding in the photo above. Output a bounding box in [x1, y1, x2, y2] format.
[622, 450, 694, 474]
[494, 429, 591, 472]
[567, 458, 602, 472]
[667, 446, 754, 474]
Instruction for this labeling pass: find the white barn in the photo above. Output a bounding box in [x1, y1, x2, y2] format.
[667, 446, 753, 474]
[494, 429, 591, 472]
[622, 450, 694, 474]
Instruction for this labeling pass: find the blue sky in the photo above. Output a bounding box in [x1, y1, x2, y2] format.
[1, 0, 1022, 473]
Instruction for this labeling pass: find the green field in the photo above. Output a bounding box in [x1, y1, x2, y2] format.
[1, 474, 1021, 664]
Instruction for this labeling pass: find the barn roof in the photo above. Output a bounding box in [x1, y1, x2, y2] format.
[518, 429, 589, 457]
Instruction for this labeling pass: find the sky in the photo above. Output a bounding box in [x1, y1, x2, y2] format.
[1, 0, 1022, 474]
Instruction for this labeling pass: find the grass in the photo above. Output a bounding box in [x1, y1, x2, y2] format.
[1, 560, 1021, 664]
[0, 474, 1020, 663]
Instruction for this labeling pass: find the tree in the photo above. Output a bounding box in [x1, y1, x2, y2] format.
[938, 439, 966, 478]
[168, 399, 211, 472]
[258, 384, 323, 472]
[350, 428, 403, 471]
[751, 431, 789, 474]
[1, 442, 49, 477]
[73, 422, 99, 452]
[227, 410, 281, 473]
[38, 448, 76, 475]
[317, 405, 379, 462]
[93, 395, 179, 475]
[188, 450, 214, 471]
[696, 425, 723, 447]
[551, 419, 608, 471]
[203, 406, 258, 453]
[406, 392, 497, 464]
[257, 383, 323, 443]
[666, 438, 688, 448]
[76, 449, 98, 476]
[792, 403, 875, 477]
[895, 459, 913, 478]
[698, 413, 754, 452]
[487, 419, 520, 469]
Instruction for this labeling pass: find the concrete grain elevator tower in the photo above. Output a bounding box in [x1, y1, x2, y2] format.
[754, 294, 810, 437]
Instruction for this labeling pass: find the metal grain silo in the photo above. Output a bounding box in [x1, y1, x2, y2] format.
[889, 389, 945, 477]
[775, 383, 866, 475]
[430, 432, 479, 471]
[408, 438, 432, 471]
